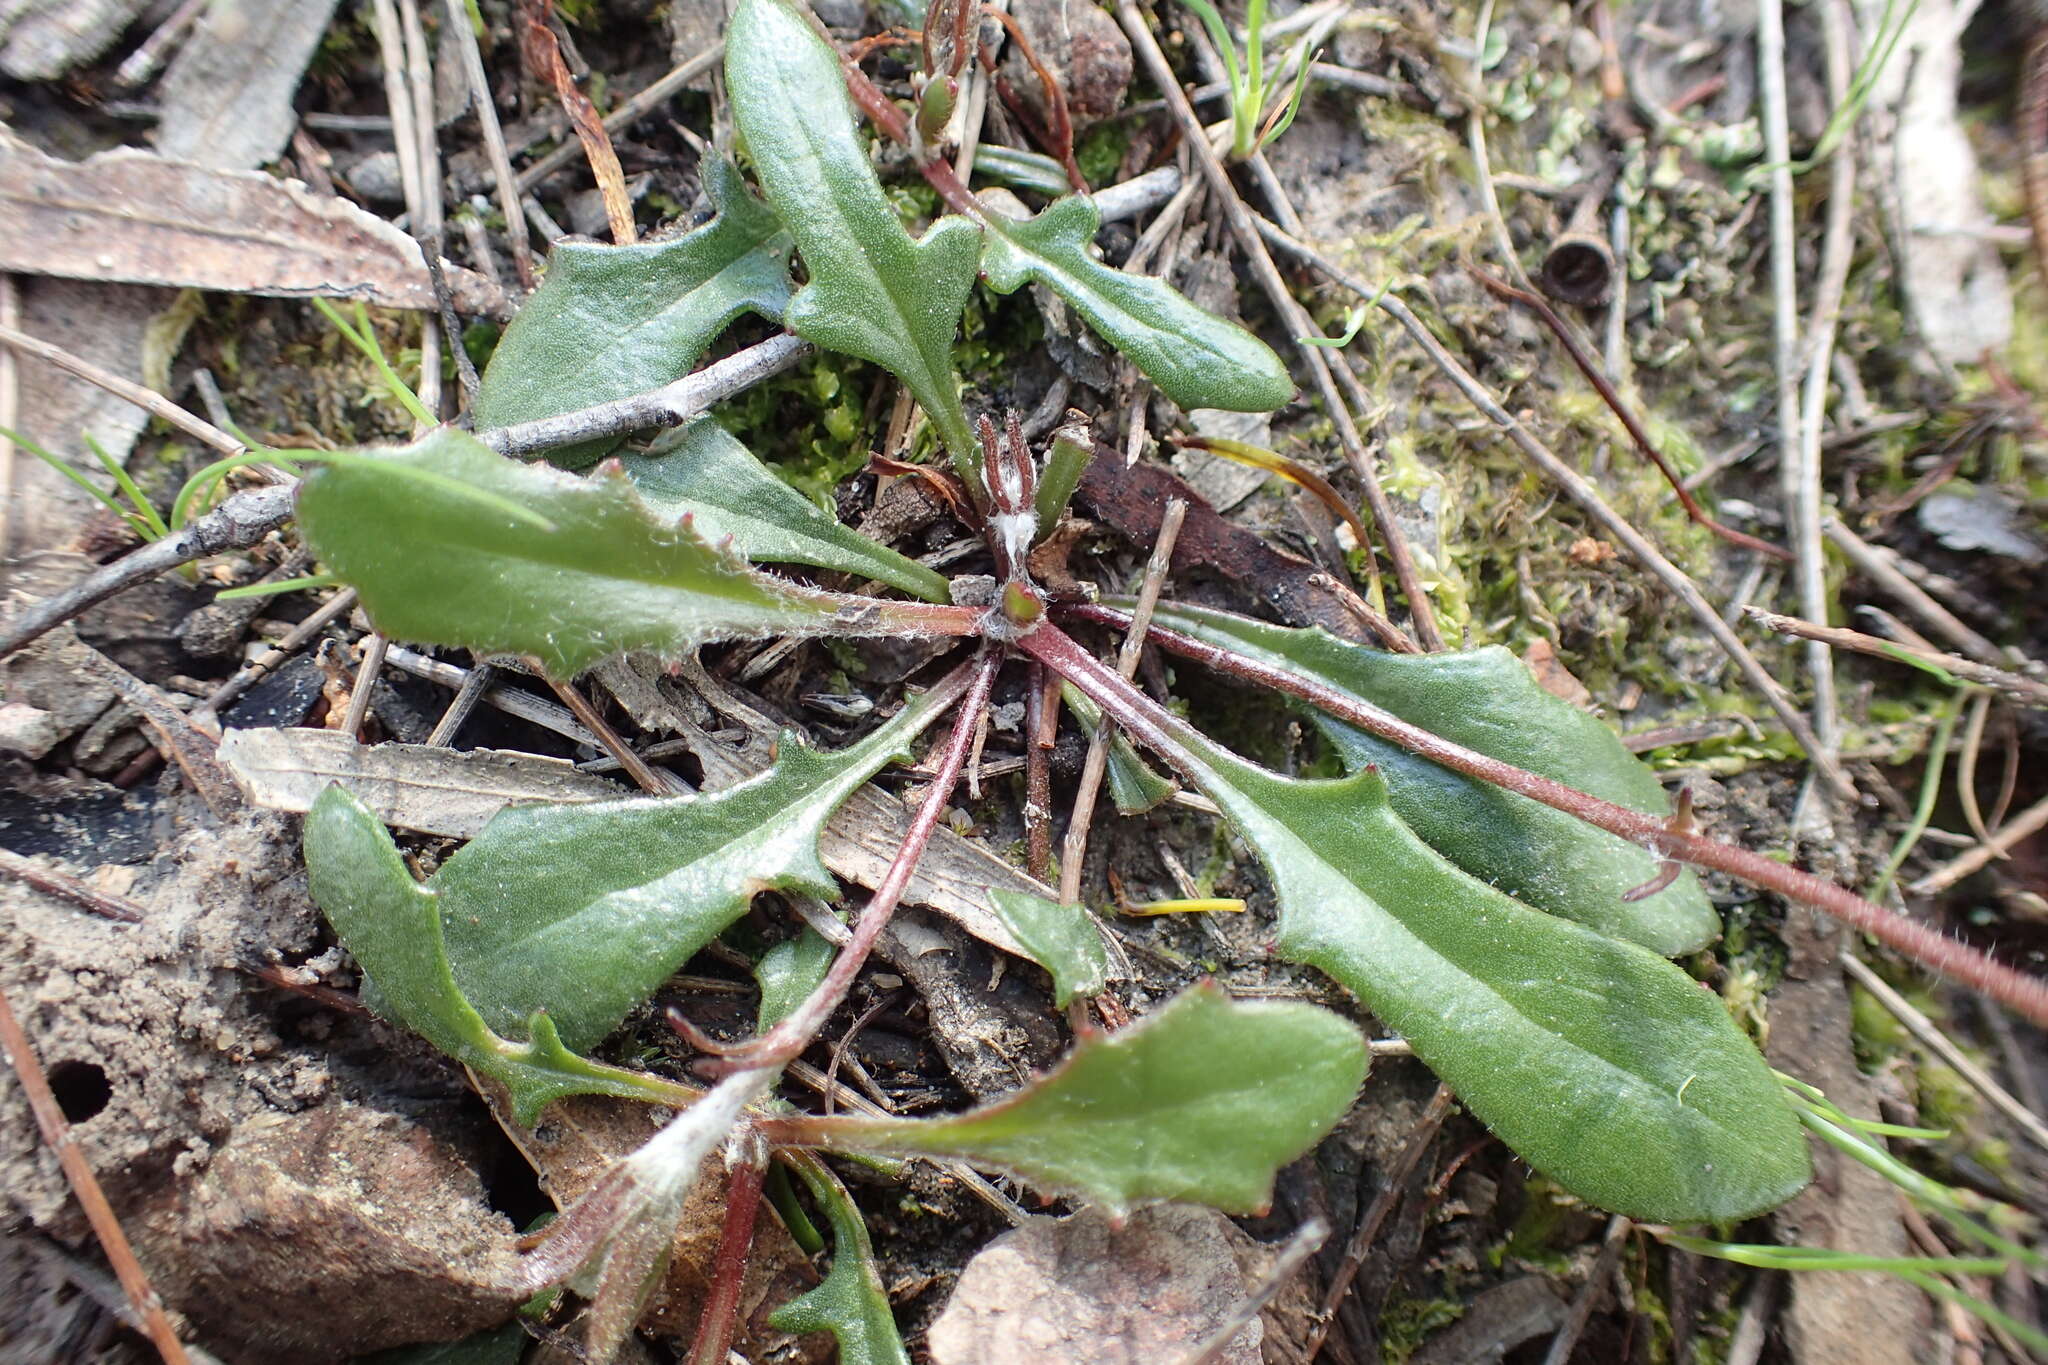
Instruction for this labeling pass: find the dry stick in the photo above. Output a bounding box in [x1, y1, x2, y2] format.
[425, 660, 495, 745]
[1109, 0, 1441, 651]
[0, 482, 297, 662]
[1023, 660, 1057, 880]
[515, 45, 726, 192]
[479, 332, 812, 456]
[0, 848, 144, 923]
[0, 981, 193, 1365]
[1955, 691, 1997, 850]
[1821, 518, 2013, 669]
[0, 273, 16, 559]
[0, 324, 245, 458]
[700, 652, 999, 1075]
[1742, 607, 2048, 710]
[369, 0, 427, 239]
[1054, 606, 2048, 1026]
[1247, 224, 1861, 803]
[546, 676, 667, 794]
[383, 644, 596, 745]
[1305, 1085, 1457, 1362]
[192, 587, 358, 725]
[443, 0, 534, 289]
[1840, 953, 2048, 1153]
[2022, 25, 2048, 296]
[1177, 1217, 1330, 1365]
[399, 0, 444, 419]
[1469, 268, 1794, 565]
[1786, 0, 1859, 755]
[535, 22, 638, 245]
[1909, 791, 2048, 896]
[1542, 1214, 1632, 1365]
[341, 633, 388, 740]
[1058, 498, 1188, 908]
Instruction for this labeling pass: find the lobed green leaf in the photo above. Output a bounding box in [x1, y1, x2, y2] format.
[295, 428, 904, 678]
[755, 927, 837, 1032]
[725, 0, 980, 465]
[799, 982, 1367, 1216]
[473, 158, 792, 466]
[1139, 601, 1720, 956]
[621, 417, 949, 601]
[771, 1156, 911, 1365]
[302, 785, 694, 1124]
[980, 196, 1292, 414]
[432, 686, 953, 1051]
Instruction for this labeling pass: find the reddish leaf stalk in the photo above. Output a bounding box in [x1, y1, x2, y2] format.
[684, 1138, 768, 1365]
[698, 647, 1003, 1075]
[1042, 608, 2048, 1029]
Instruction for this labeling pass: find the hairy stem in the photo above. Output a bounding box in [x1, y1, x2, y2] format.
[1044, 607, 2048, 1028]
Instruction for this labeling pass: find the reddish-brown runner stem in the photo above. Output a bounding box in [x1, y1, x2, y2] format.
[692, 648, 1003, 1075]
[684, 1139, 768, 1365]
[1048, 604, 2048, 1029]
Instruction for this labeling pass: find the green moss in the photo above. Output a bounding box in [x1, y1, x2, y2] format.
[1378, 1297, 1465, 1363]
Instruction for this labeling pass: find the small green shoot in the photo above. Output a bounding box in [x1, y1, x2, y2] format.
[1178, 0, 1318, 161]
[312, 297, 438, 428]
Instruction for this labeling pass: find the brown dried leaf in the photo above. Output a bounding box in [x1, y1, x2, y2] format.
[928, 1204, 1270, 1365]
[0, 132, 510, 319]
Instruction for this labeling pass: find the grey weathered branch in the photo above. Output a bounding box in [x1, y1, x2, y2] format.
[0, 482, 296, 661]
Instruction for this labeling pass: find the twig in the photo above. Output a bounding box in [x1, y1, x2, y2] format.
[1741, 607, 2048, 710]
[1955, 691, 1996, 849]
[546, 675, 666, 794]
[479, 333, 812, 456]
[1541, 1214, 1632, 1365]
[0, 979, 193, 1365]
[1305, 1085, 1456, 1360]
[382, 643, 596, 746]
[1908, 791, 2048, 896]
[426, 660, 495, 745]
[443, 0, 535, 289]
[1059, 498, 1188, 908]
[1821, 518, 2013, 669]
[399, 0, 443, 419]
[115, 0, 208, 86]
[0, 482, 297, 661]
[0, 273, 16, 559]
[2021, 25, 2048, 296]
[369, 0, 426, 236]
[1051, 608, 2048, 1025]
[341, 634, 389, 740]
[1247, 221, 1859, 801]
[0, 324, 244, 458]
[1786, 0, 1860, 756]
[1110, 0, 1442, 651]
[1176, 1216, 1330, 1365]
[74, 648, 240, 816]
[1024, 660, 1057, 881]
[1469, 267, 1793, 564]
[1725, 1267, 1782, 1365]
[533, 20, 638, 245]
[0, 848, 145, 922]
[1839, 953, 2048, 1155]
[515, 45, 726, 193]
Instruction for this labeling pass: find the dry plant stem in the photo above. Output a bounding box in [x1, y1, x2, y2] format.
[0, 980, 192, 1365]
[1787, 0, 1859, 753]
[1059, 498, 1187, 907]
[1910, 791, 2048, 896]
[684, 1140, 767, 1365]
[443, 0, 534, 289]
[546, 675, 667, 794]
[535, 23, 638, 245]
[1024, 660, 1056, 880]
[1110, 0, 1446, 651]
[2022, 26, 2048, 295]
[0, 482, 297, 662]
[1839, 953, 2048, 1152]
[399, 0, 443, 419]
[426, 659, 495, 745]
[1821, 518, 2012, 668]
[1469, 269, 1794, 564]
[1047, 608, 2048, 1027]
[1249, 221, 1860, 802]
[516, 45, 726, 192]
[369, 0, 426, 229]
[1724, 1265, 1781, 1365]
[1176, 1217, 1330, 1365]
[0, 324, 245, 458]
[1541, 1214, 1632, 1365]
[480, 332, 813, 456]
[704, 651, 999, 1075]
[1956, 690, 1995, 847]
[193, 587, 359, 723]
[342, 633, 388, 740]
[1304, 1085, 1456, 1361]
[0, 848, 144, 922]
[0, 273, 16, 558]
[1742, 607, 2048, 710]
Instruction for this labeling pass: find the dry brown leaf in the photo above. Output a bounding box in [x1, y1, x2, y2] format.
[0, 132, 510, 319]
[218, 727, 625, 839]
[928, 1204, 1268, 1365]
